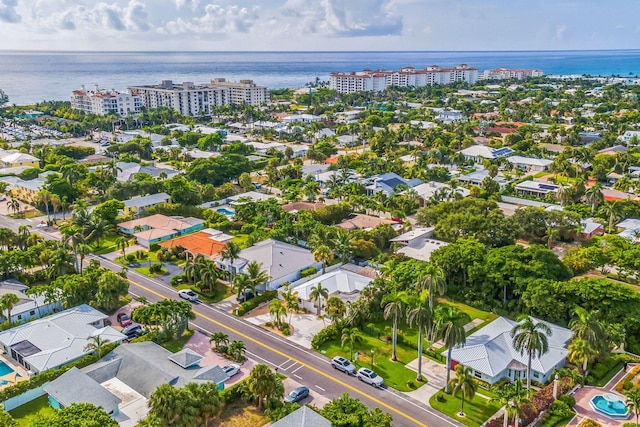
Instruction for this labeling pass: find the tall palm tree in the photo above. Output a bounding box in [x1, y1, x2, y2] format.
[490, 379, 532, 427]
[435, 306, 470, 392]
[625, 388, 640, 427]
[232, 274, 252, 300]
[407, 290, 433, 381]
[269, 299, 287, 327]
[313, 244, 334, 274]
[569, 306, 606, 356]
[7, 199, 19, 216]
[309, 282, 329, 316]
[200, 261, 219, 293]
[149, 384, 184, 425]
[568, 338, 599, 377]
[280, 286, 299, 325]
[77, 243, 91, 274]
[246, 261, 269, 294]
[85, 218, 113, 248]
[331, 231, 353, 264]
[449, 364, 477, 417]
[220, 241, 241, 280]
[247, 364, 278, 410]
[511, 315, 552, 389]
[0, 293, 20, 326]
[116, 236, 130, 258]
[341, 327, 363, 361]
[198, 382, 223, 427]
[382, 290, 406, 361]
[545, 226, 559, 250]
[83, 336, 111, 358]
[602, 200, 621, 231]
[585, 183, 604, 214]
[325, 296, 346, 323]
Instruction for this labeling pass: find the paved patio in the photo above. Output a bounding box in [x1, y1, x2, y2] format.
[403, 356, 449, 401]
[567, 366, 633, 427]
[245, 312, 326, 349]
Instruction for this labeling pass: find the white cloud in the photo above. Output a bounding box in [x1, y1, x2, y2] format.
[0, 0, 21, 23]
[164, 3, 258, 35]
[555, 24, 567, 40]
[280, 0, 403, 37]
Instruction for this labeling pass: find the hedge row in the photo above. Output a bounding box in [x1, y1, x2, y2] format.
[236, 291, 278, 316]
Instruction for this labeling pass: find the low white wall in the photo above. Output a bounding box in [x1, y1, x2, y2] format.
[3, 382, 50, 411]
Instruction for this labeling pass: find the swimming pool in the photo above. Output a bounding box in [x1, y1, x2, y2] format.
[216, 207, 236, 217]
[0, 361, 15, 377]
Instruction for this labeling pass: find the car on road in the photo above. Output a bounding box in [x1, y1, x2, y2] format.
[284, 386, 310, 403]
[117, 312, 132, 326]
[222, 364, 240, 377]
[356, 368, 384, 388]
[331, 356, 356, 375]
[178, 289, 198, 302]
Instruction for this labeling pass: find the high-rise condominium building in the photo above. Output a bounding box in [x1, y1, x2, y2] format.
[71, 86, 142, 116]
[329, 64, 479, 94]
[127, 78, 268, 116]
[479, 68, 543, 80]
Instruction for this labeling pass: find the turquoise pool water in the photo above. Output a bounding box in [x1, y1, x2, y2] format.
[590, 395, 629, 419]
[216, 208, 235, 216]
[0, 361, 15, 377]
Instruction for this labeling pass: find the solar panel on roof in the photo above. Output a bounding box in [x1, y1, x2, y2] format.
[539, 184, 558, 190]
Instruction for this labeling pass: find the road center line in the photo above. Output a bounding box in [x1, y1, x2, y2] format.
[315, 385, 326, 392]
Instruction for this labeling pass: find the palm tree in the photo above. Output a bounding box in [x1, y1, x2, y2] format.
[407, 290, 433, 381]
[490, 379, 532, 427]
[341, 327, 363, 361]
[625, 388, 640, 427]
[511, 315, 552, 389]
[309, 282, 329, 316]
[0, 293, 20, 326]
[116, 236, 130, 258]
[247, 364, 279, 410]
[568, 338, 599, 377]
[325, 296, 346, 323]
[449, 364, 477, 417]
[602, 201, 621, 231]
[545, 226, 559, 250]
[232, 273, 252, 300]
[228, 340, 246, 362]
[7, 199, 19, 216]
[435, 306, 470, 392]
[313, 244, 334, 274]
[209, 332, 229, 352]
[331, 231, 353, 264]
[85, 218, 113, 248]
[419, 264, 447, 311]
[280, 286, 299, 325]
[246, 261, 269, 294]
[569, 307, 606, 356]
[149, 384, 184, 425]
[77, 243, 90, 274]
[199, 261, 219, 293]
[220, 241, 241, 280]
[382, 290, 406, 361]
[585, 183, 604, 214]
[198, 382, 223, 427]
[269, 299, 287, 327]
[83, 336, 111, 358]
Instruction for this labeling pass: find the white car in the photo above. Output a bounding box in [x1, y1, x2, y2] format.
[356, 368, 384, 388]
[222, 364, 240, 377]
[331, 356, 356, 375]
[178, 289, 198, 302]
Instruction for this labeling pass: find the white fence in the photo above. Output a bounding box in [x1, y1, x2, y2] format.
[3, 382, 50, 411]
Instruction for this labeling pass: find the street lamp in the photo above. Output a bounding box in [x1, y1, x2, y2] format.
[370, 348, 375, 369]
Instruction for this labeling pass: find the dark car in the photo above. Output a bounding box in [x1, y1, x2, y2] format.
[236, 290, 255, 303]
[121, 323, 142, 339]
[284, 386, 309, 403]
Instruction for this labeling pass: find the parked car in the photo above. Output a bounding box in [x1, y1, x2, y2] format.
[236, 290, 255, 303]
[331, 356, 356, 375]
[121, 323, 142, 339]
[117, 313, 132, 326]
[178, 289, 198, 302]
[284, 386, 310, 403]
[222, 364, 240, 377]
[356, 368, 384, 388]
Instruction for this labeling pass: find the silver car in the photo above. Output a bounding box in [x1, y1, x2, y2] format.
[178, 289, 198, 302]
[356, 368, 384, 388]
[331, 356, 356, 375]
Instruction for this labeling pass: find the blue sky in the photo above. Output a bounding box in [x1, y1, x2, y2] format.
[0, 0, 638, 51]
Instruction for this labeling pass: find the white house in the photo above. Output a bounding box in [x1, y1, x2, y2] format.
[619, 130, 640, 144]
[390, 228, 448, 262]
[215, 239, 320, 290]
[450, 316, 572, 385]
[514, 181, 559, 197]
[436, 110, 465, 124]
[460, 145, 514, 162]
[0, 279, 62, 325]
[412, 181, 470, 206]
[0, 304, 126, 374]
[282, 114, 321, 124]
[507, 156, 553, 172]
[290, 267, 373, 313]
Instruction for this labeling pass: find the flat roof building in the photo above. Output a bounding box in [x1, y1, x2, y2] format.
[71, 86, 142, 117]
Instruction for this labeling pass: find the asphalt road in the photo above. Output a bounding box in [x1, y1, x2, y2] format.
[94, 255, 465, 427]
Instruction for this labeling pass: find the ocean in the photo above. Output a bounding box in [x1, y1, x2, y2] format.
[1, 50, 640, 105]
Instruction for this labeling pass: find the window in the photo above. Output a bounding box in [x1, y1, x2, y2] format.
[16, 315, 21, 320]
[533, 372, 540, 379]
[29, 310, 35, 316]
[474, 371, 482, 379]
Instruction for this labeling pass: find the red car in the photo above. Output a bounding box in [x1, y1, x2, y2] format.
[391, 217, 404, 224]
[117, 313, 132, 326]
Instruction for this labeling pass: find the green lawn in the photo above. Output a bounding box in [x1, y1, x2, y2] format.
[317, 334, 423, 392]
[161, 329, 195, 353]
[116, 250, 160, 265]
[88, 233, 121, 255]
[230, 233, 250, 248]
[133, 266, 168, 278]
[174, 281, 232, 303]
[429, 390, 501, 427]
[9, 395, 55, 427]
[540, 413, 574, 427]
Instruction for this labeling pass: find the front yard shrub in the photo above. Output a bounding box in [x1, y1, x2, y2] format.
[558, 394, 576, 407]
[311, 323, 343, 349]
[236, 290, 277, 316]
[170, 273, 186, 286]
[149, 243, 161, 252]
[549, 400, 574, 419]
[126, 254, 136, 262]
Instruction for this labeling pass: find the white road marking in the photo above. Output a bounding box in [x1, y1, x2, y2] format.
[315, 385, 325, 392]
[292, 365, 304, 374]
[294, 374, 303, 380]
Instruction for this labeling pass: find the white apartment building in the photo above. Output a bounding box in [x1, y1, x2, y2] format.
[71, 86, 142, 116]
[479, 68, 544, 81]
[128, 78, 268, 117]
[329, 64, 478, 94]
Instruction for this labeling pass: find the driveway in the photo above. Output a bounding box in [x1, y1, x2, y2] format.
[245, 312, 326, 349]
[403, 357, 449, 401]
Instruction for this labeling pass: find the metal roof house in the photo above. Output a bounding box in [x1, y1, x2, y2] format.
[44, 341, 230, 425]
[364, 172, 423, 197]
[271, 406, 332, 427]
[0, 304, 126, 374]
[449, 316, 571, 385]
